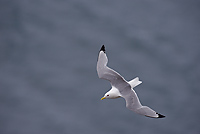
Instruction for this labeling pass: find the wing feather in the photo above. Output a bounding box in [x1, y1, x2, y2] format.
[97, 49, 130, 91]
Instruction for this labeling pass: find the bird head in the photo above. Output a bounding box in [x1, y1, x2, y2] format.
[101, 92, 121, 100]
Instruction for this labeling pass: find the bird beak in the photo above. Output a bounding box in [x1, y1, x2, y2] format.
[101, 97, 106, 100]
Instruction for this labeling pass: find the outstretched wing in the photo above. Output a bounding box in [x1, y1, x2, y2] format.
[97, 45, 130, 91]
[125, 89, 165, 118]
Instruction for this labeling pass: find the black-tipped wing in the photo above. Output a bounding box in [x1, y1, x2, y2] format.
[125, 90, 165, 118]
[100, 45, 105, 52]
[97, 45, 131, 92]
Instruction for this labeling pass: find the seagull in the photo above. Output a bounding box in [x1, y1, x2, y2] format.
[97, 45, 165, 118]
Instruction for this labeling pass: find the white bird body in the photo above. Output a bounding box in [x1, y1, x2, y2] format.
[97, 45, 165, 118]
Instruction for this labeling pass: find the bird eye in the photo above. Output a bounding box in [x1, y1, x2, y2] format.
[107, 95, 109, 96]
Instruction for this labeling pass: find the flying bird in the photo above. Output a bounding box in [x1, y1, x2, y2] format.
[97, 45, 165, 118]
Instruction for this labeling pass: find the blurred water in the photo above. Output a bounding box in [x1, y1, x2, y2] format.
[0, 0, 200, 134]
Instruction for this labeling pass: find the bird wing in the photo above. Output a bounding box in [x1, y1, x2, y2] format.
[97, 45, 130, 92]
[124, 89, 165, 118]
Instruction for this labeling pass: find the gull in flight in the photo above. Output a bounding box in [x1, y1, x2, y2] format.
[97, 45, 165, 118]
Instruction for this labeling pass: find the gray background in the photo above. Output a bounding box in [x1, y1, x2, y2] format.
[0, 0, 200, 134]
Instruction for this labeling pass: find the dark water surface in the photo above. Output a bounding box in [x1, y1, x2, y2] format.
[0, 0, 200, 134]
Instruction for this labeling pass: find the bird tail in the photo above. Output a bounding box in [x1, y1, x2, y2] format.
[128, 77, 142, 88]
